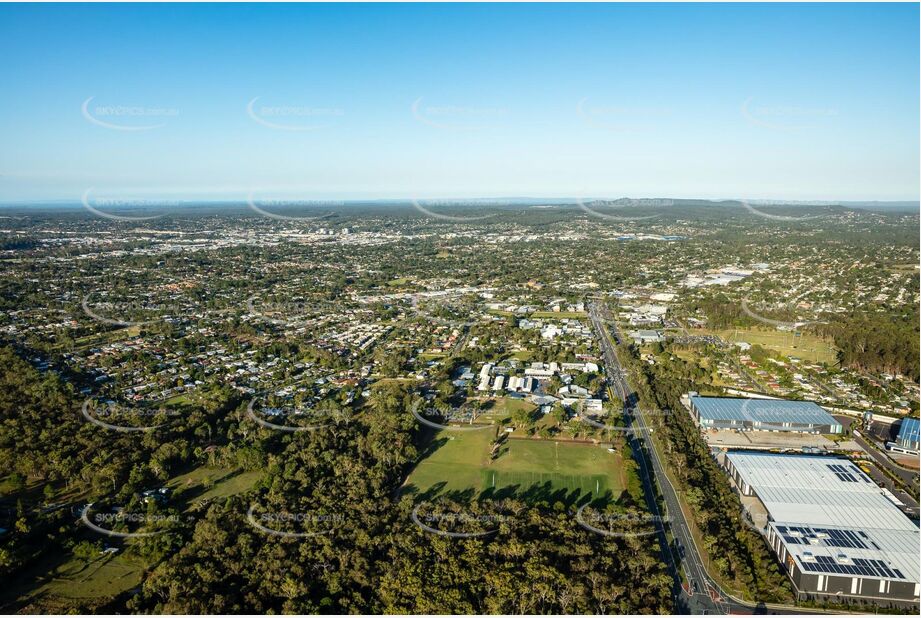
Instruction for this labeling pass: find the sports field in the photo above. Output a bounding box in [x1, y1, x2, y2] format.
[484, 439, 617, 497]
[530, 311, 588, 319]
[404, 427, 622, 503]
[403, 427, 497, 495]
[706, 327, 838, 364]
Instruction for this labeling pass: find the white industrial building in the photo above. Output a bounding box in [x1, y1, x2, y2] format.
[725, 452, 919, 608]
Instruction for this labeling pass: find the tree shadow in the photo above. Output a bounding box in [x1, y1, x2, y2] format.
[478, 481, 616, 508]
[417, 436, 449, 459]
[174, 468, 246, 507]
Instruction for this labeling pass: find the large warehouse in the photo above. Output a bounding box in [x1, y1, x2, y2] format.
[688, 394, 842, 434]
[725, 452, 919, 608]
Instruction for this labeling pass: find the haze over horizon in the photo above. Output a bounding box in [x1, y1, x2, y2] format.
[1, 2, 919, 202]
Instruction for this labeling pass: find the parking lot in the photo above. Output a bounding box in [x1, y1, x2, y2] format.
[702, 428, 861, 452]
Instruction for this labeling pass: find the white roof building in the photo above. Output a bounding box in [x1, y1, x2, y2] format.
[725, 452, 919, 605]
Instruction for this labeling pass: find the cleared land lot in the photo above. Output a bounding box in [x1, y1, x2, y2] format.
[405, 428, 622, 503]
[37, 551, 146, 599]
[2, 543, 148, 612]
[167, 465, 262, 508]
[477, 396, 536, 421]
[703, 327, 837, 364]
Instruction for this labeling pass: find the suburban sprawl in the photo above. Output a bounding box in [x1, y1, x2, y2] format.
[0, 199, 918, 614]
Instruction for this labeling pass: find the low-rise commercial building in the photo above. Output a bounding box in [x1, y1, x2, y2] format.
[892, 417, 920, 455]
[628, 329, 664, 344]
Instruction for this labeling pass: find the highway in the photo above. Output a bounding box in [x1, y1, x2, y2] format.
[588, 301, 851, 616]
[588, 301, 728, 614]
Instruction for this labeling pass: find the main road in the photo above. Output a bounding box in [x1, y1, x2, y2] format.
[588, 301, 728, 614]
[588, 301, 851, 616]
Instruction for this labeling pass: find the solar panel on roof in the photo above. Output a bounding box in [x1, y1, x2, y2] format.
[803, 554, 908, 579]
[729, 452, 919, 586]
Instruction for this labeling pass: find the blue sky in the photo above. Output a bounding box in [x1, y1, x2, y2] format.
[0, 2, 918, 202]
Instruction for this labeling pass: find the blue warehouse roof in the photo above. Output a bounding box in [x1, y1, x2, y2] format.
[690, 396, 840, 428]
[897, 417, 919, 444]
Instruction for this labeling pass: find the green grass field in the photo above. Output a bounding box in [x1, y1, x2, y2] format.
[485, 440, 617, 497]
[509, 349, 533, 361]
[404, 428, 496, 495]
[530, 311, 588, 319]
[418, 351, 448, 360]
[404, 427, 622, 503]
[163, 393, 192, 406]
[2, 547, 147, 611]
[196, 470, 262, 502]
[477, 396, 536, 422]
[167, 466, 262, 509]
[40, 552, 146, 599]
[706, 327, 838, 364]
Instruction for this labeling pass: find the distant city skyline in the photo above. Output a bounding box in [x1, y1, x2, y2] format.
[1, 2, 918, 202]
